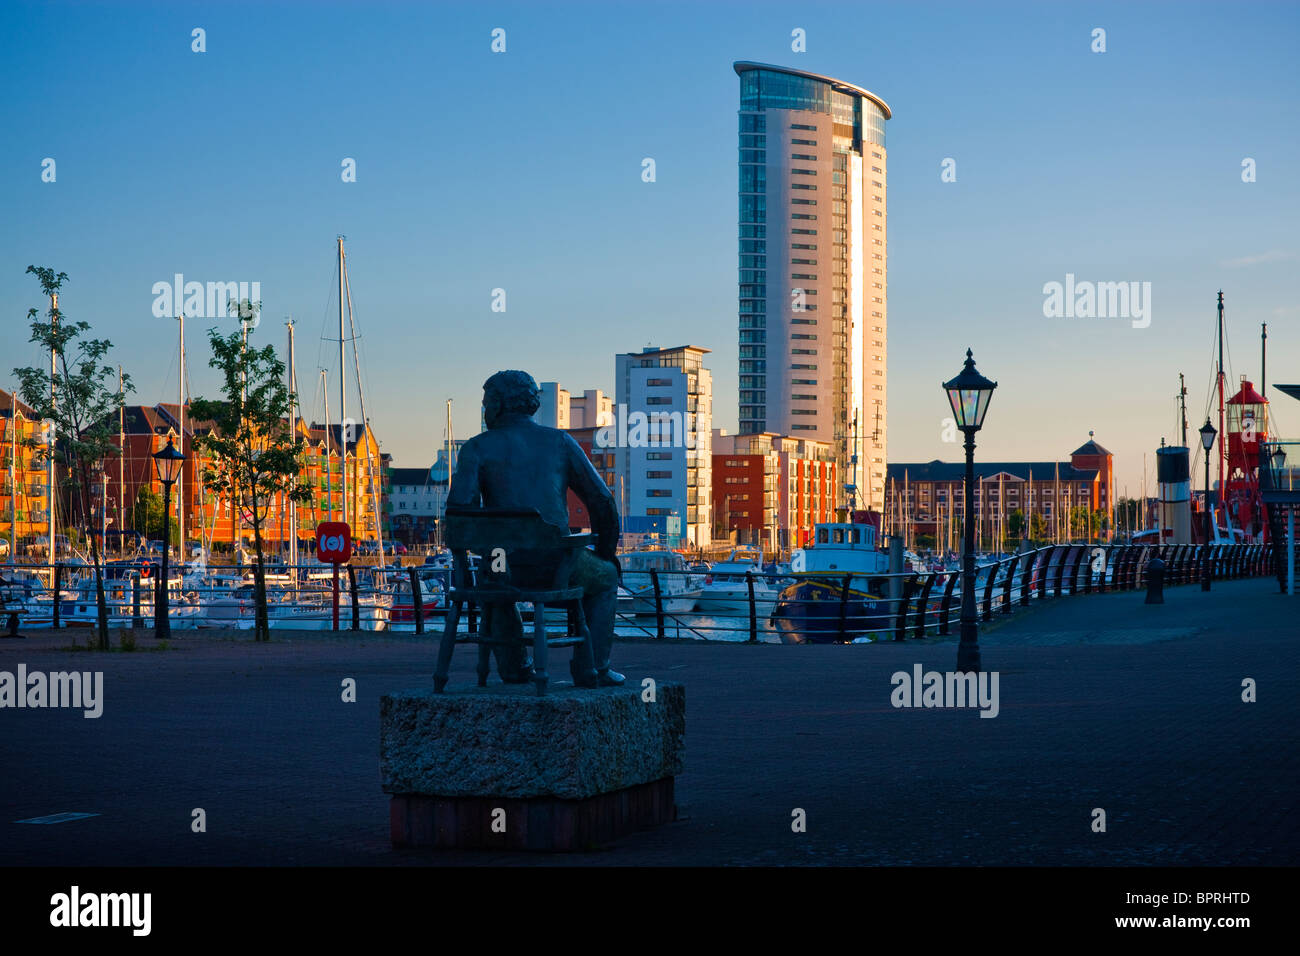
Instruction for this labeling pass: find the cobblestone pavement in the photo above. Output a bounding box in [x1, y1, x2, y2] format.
[1, 576, 1294, 866]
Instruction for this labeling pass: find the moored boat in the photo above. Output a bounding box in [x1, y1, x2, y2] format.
[770, 519, 892, 643]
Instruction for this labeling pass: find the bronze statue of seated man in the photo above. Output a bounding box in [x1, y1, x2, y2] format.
[447, 370, 624, 687]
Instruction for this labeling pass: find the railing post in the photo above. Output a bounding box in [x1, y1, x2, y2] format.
[650, 568, 665, 641]
[409, 565, 424, 635]
[938, 569, 960, 635]
[915, 572, 937, 636]
[1053, 547, 1069, 597]
[746, 570, 757, 643]
[837, 573, 852, 642]
[895, 575, 915, 641]
[981, 562, 998, 622]
[1001, 555, 1019, 614]
[1019, 550, 1035, 606]
[52, 563, 62, 629]
[1068, 546, 1086, 595]
[132, 571, 142, 629]
[347, 564, 360, 631]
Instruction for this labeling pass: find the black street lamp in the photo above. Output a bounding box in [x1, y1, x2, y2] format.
[1199, 418, 1217, 591]
[943, 349, 997, 673]
[152, 437, 185, 637]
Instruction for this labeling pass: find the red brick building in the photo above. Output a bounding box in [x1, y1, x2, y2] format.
[712, 431, 837, 551]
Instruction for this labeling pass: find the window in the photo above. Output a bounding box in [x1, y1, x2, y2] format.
[872, 180, 882, 188]
[791, 138, 817, 146]
[646, 470, 672, 479]
[791, 318, 816, 325]
[791, 408, 818, 415]
[791, 198, 816, 205]
[792, 378, 817, 385]
[791, 258, 816, 265]
[791, 363, 817, 370]
[646, 489, 672, 498]
[791, 394, 817, 401]
[790, 182, 816, 190]
[871, 166, 882, 173]
[791, 273, 817, 280]
[791, 424, 816, 431]
[647, 451, 673, 460]
[791, 153, 816, 161]
[790, 123, 817, 130]
[792, 242, 816, 250]
[791, 168, 817, 176]
[645, 396, 672, 405]
[791, 228, 817, 235]
[791, 214, 816, 220]
[791, 333, 817, 340]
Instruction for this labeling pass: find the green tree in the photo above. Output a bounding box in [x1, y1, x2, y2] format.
[12, 266, 131, 649]
[1006, 509, 1026, 541]
[1029, 512, 1048, 542]
[127, 487, 178, 546]
[189, 303, 311, 641]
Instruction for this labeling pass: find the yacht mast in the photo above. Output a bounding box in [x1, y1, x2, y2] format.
[7, 391, 15, 564]
[341, 258, 386, 574]
[287, 318, 298, 570]
[118, 367, 124, 555]
[48, 291, 57, 565]
[321, 368, 333, 523]
[337, 238, 348, 526]
[178, 312, 185, 555]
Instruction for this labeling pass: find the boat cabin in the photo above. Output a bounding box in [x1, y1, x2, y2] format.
[813, 523, 877, 550]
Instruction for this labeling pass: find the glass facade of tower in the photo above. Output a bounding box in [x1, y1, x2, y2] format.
[736, 62, 889, 511]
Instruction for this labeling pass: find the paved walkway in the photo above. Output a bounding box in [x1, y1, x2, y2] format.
[1, 576, 1295, 865]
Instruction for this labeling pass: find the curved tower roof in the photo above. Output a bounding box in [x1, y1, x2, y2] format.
[733, 61, 892, 119]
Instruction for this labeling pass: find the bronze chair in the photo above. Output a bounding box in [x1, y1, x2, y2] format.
[433, 507, 598, 696]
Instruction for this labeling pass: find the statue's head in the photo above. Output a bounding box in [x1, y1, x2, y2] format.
[482, 370, 541, 428]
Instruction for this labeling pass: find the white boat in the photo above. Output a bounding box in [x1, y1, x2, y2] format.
[618, 549, 700, 615]
[694, 548, 783, 614]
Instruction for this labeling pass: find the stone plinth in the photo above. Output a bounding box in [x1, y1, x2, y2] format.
[380, 682, 684, 851]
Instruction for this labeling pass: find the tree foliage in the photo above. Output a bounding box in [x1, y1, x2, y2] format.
[189, 302, 311, 641]
[11, 266, 131, 648]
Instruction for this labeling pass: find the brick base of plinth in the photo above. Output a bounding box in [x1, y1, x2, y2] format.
[390, 776, 675, 851]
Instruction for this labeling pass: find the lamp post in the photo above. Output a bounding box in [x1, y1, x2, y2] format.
[943, 349, 997, 673]
[152, 437, 185, 637]
[1199, 419, 1217, 591]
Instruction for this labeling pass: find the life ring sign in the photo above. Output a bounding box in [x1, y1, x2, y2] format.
[315, 522, 352, 564]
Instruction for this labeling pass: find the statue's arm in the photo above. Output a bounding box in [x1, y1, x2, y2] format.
[446, 440, 482, 509]
[565, 434, 619, 560]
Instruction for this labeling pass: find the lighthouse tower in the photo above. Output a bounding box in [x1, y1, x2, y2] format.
[1225, 377, 1269, 539]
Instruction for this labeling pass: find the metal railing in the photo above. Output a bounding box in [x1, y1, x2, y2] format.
[1, 543, 1276, 639]
[613, 542, 1276, 643]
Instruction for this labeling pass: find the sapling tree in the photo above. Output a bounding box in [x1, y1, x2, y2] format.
[189, 301, 311, 641]
[12, 266, 131, 649]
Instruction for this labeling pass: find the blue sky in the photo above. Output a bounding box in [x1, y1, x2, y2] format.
[2, 0, 1297, 498]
